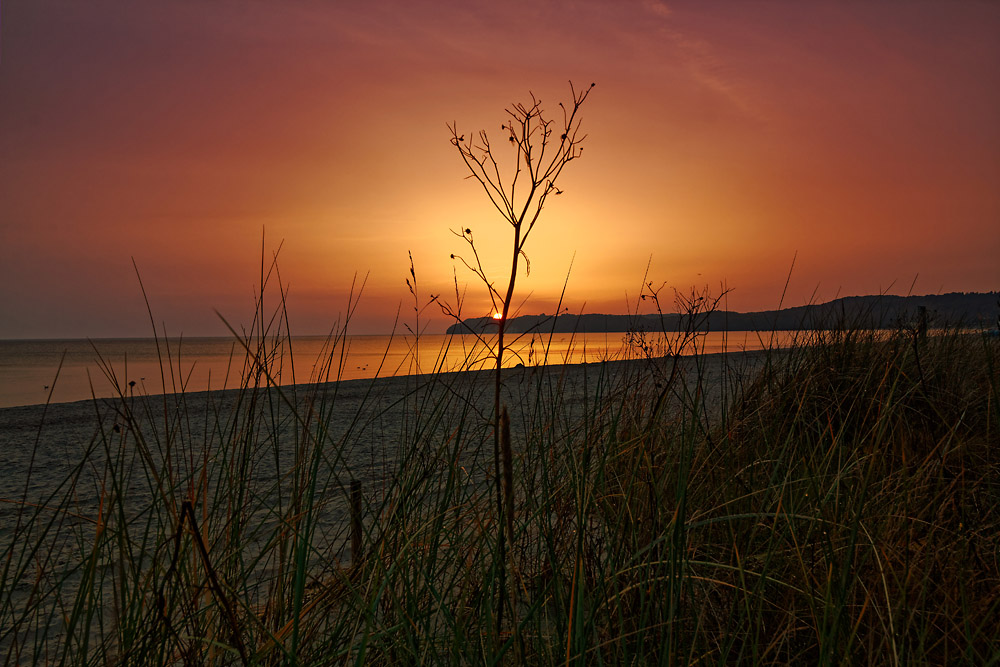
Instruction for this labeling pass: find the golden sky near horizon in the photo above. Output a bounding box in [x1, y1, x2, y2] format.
[1, 0, 998, 337]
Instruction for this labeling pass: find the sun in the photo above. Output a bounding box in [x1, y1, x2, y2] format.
[492, 312, 503, 320]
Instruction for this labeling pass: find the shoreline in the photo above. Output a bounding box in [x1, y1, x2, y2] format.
[0, 347, 783, 562]
[0, 331, 803, 410]
[0, 349, 780, 511]
[0, 346, 781, 416]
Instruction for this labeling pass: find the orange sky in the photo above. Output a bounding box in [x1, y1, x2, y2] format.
[1, 1, 998, 338]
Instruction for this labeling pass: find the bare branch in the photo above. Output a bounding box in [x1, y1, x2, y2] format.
[444, 86, 594, 639]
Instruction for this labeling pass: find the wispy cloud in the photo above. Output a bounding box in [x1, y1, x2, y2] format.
[675, 29, 765, 119]
[636, 3, 769, 123]
[641, 0, 673, 19]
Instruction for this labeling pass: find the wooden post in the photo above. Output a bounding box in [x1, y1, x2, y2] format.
[350, 479, 363, 566]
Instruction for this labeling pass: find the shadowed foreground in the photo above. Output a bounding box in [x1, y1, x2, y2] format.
[1, 327, 997, 665]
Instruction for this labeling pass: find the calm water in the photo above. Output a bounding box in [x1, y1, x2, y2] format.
[0, 331, 799, 408]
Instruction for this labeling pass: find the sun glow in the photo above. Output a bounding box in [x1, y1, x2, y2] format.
[492, 312, 503, 320]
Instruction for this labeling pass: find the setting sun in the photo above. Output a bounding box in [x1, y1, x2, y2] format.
[1, 1, 996, 340]
[0, 3, 997, 660]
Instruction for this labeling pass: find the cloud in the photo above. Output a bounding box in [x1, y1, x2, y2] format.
[641, 0, 673, 19]
[664, 25, 768, 123]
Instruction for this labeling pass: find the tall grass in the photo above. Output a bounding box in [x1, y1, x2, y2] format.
[1, 286, 997, 664]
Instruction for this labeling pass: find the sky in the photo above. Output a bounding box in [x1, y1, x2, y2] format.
[1, 0, 998, 338]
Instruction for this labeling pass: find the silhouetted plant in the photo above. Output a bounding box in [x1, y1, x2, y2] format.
[444, 81, 595, 638]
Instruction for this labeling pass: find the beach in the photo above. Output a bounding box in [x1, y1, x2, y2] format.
[0, 350, 768, 514]
[0, 350, 767, 656]
[2, 331, 996, 663]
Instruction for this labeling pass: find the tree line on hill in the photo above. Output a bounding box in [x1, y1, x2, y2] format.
[446, 292, 1000, 335]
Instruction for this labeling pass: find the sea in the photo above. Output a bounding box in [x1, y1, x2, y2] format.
[0, 330, 800, 409]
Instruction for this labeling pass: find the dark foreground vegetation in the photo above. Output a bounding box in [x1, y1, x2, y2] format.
[1, 319, 998, 665]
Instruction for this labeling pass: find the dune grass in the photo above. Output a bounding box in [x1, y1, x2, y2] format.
[1, 293, 997, 664]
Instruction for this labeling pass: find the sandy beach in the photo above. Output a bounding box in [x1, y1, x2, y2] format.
[0, 348, 775, 660]
[3, 332, 996, 664]
[0, 350, 771, 521]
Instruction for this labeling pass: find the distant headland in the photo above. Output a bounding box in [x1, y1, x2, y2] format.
[446, 292, 1000, 335]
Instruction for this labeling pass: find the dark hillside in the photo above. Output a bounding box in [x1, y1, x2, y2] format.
[447, 291, 1000, 334]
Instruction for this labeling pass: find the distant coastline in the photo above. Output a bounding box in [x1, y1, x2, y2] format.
[447, 291, 1000, 335]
